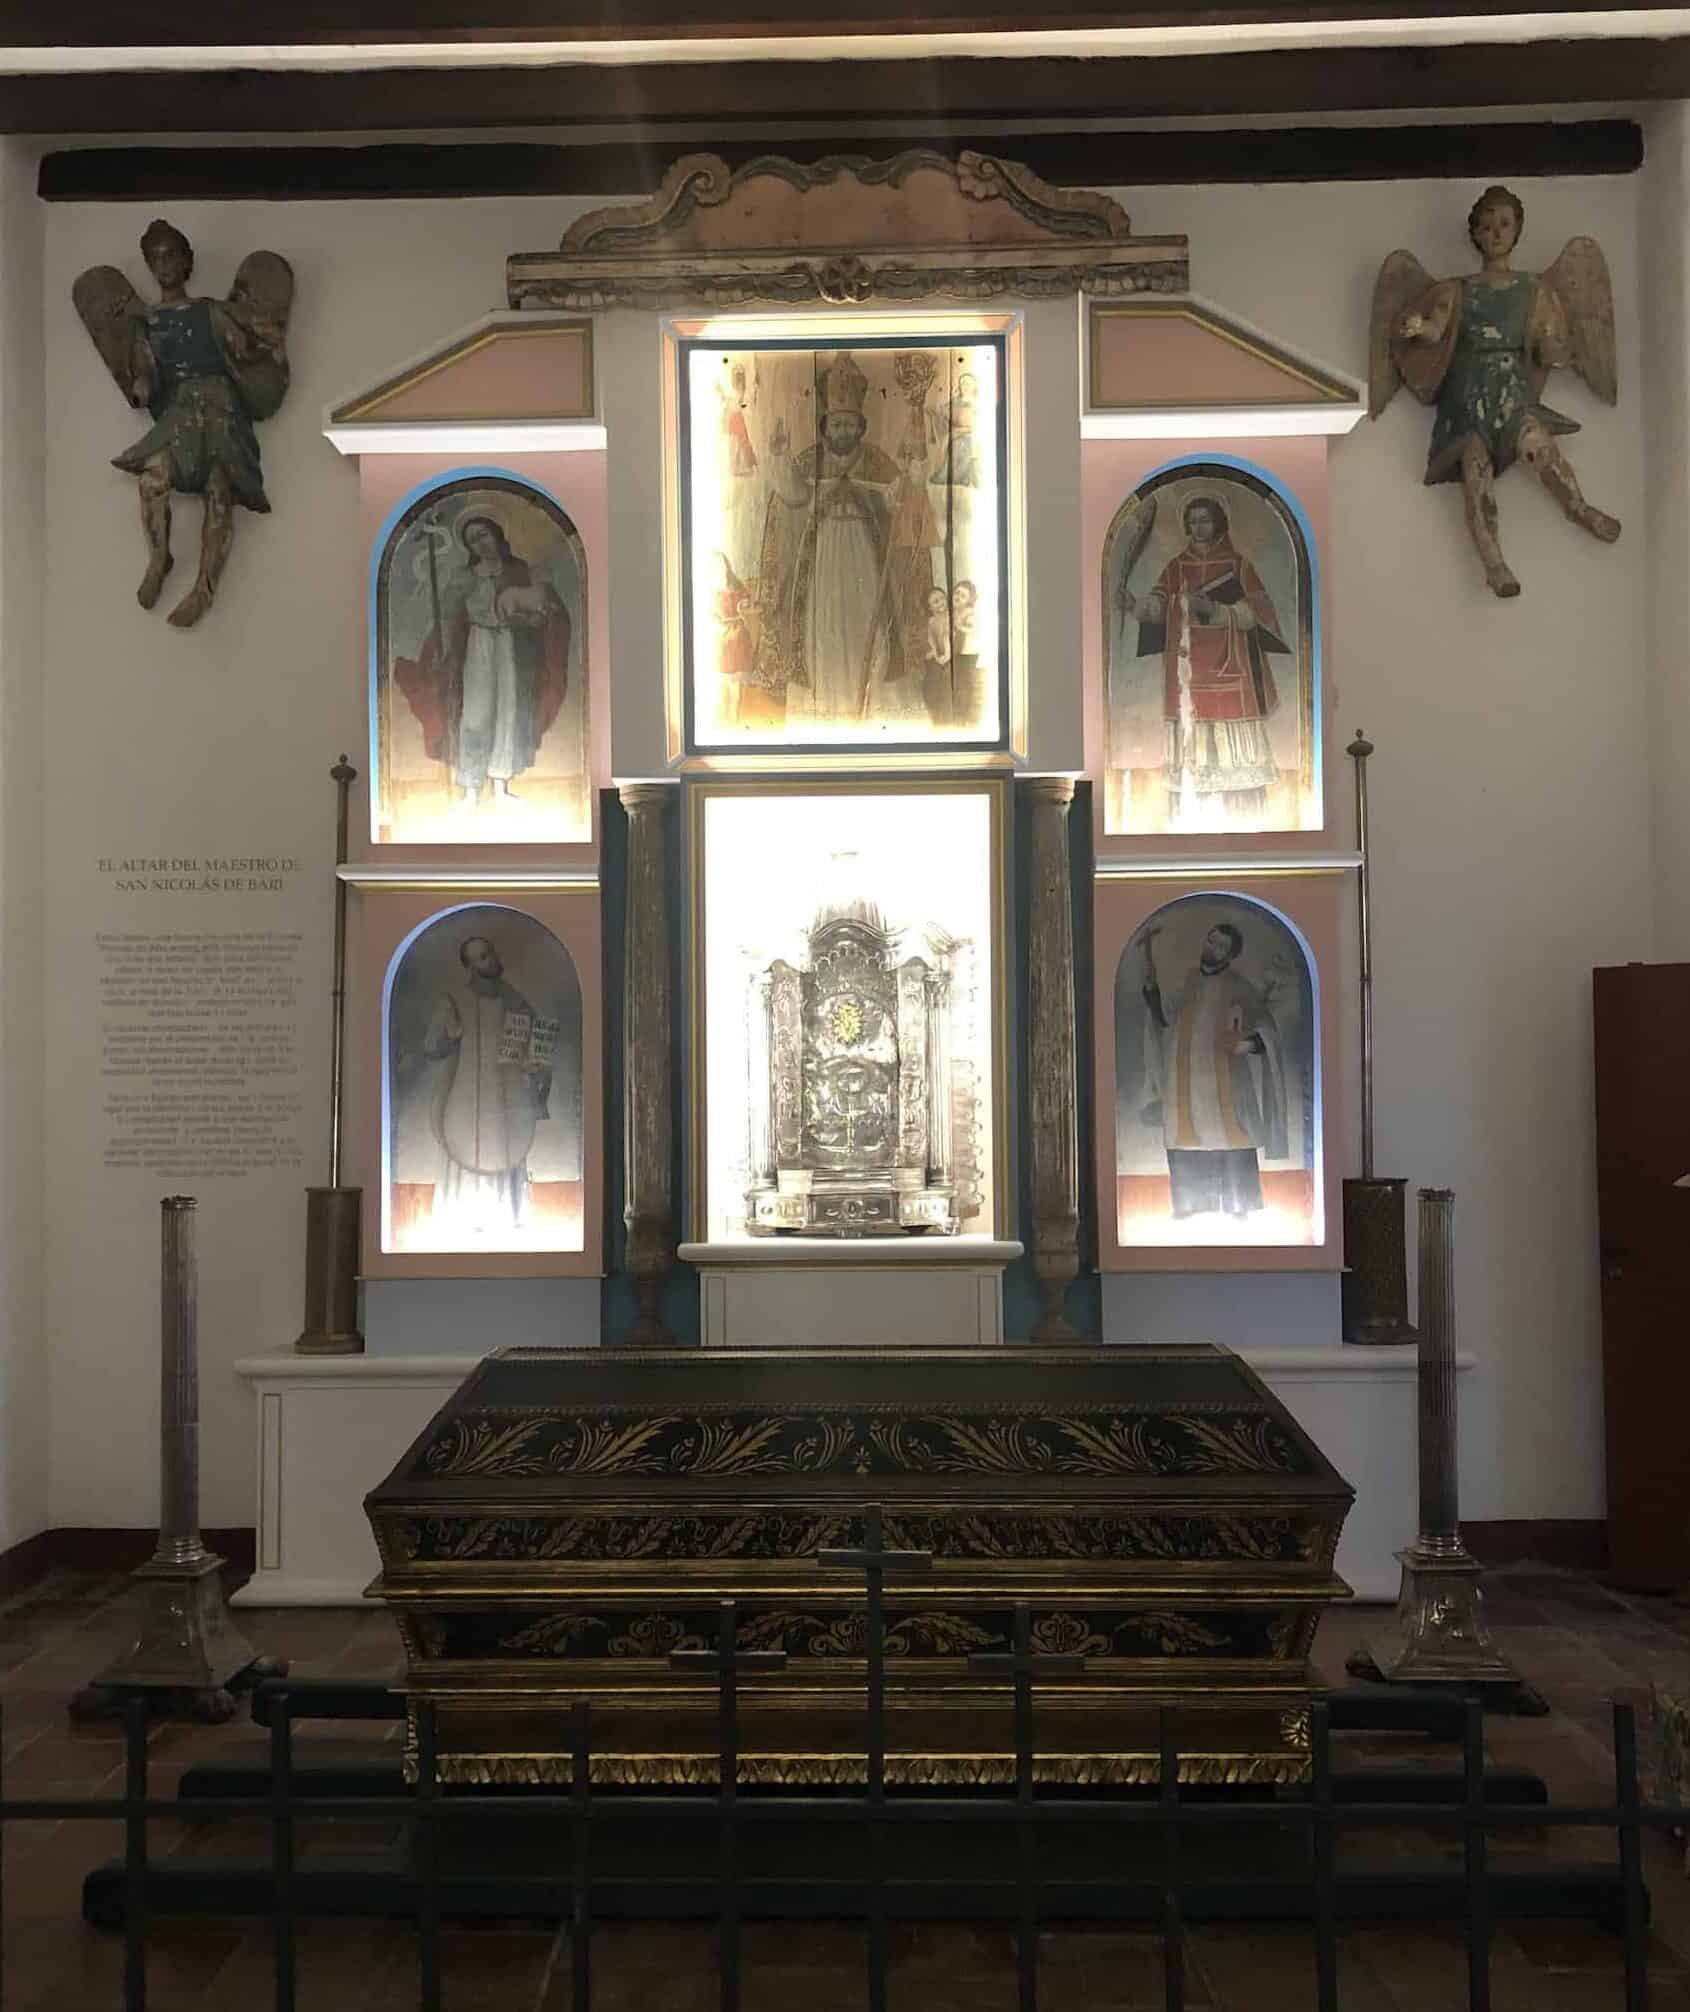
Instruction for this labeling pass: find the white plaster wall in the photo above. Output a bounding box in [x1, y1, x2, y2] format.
[1640, 105, 1690, 962]
[41, 195, 601, 1529]
[1102, 174, 1651, 1522]
[0, 139, 47, 1553]
[33, 164, 1653, 1531]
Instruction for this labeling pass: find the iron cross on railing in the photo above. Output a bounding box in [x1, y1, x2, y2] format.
[817, 1503, 934, 1784]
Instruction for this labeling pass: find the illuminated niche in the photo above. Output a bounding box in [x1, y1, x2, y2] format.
[681, 335, 1008, 752]
[372, 472, 589, 846]
[1113, 890, 1321, 1249]
[1102, 461, 1317, 837]
[383, 902, 584, 1255]
[693, 783, 1003, 1245]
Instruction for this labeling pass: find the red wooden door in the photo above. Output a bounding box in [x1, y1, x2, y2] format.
[1594, 962, 1690, 1589]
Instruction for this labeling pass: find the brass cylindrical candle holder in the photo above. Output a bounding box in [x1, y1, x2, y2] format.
[1340, 1176, 1417, 1345]
[1342, 730, 1416, 1346]
[295, 1184, 364, 1356]
[296, 755, 365, 1354]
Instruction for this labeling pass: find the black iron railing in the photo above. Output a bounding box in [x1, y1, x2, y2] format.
[0, 1555, 1678, 2012]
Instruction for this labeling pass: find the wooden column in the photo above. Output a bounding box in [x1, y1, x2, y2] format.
[619, 782, 676, 1344]
[1022, 775, 1080, 1341]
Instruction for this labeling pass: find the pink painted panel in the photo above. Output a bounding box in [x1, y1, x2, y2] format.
[1091, 872, 1344, 1274]
[1092, 313, 1331, 409]
[354, 885, 605, 1281]
[350, 448, 610, 870]
[364, 326, 592, 423]
[1080, 434, 1335, 861]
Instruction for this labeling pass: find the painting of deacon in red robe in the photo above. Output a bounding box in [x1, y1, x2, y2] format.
[1118, 492, 1289, 828]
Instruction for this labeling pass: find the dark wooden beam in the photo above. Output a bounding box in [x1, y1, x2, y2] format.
[1, 40, 1687, 134]
[0, 0, 1680, 47]
[36, 121, 1644, 203]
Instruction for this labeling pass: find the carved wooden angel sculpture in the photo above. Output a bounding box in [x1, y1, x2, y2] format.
[73, 220, 293, 628]
[1370, 185, 1618, 599]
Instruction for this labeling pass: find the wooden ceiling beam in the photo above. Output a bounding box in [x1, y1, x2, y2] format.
[0, 0, 1678, 47]
[36, 122, 1644, 203]
[1, 40, 1686, 134]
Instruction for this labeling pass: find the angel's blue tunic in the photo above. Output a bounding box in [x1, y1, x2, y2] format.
[1425, 273, 1543, 486]
[113, 301, 269, 513]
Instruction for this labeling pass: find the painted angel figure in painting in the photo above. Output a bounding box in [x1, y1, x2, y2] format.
[1370, 185, 1618, 599]
[73, 219, 293, 629]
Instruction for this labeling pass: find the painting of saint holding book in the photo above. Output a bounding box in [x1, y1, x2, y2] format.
[1103, 464, 1316, 836]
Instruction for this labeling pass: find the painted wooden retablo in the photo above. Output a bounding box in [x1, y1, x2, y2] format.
[366, 1344, 1353, 1786]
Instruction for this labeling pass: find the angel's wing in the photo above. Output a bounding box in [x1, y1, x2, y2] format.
[223, 250, 294, 421]
[1367, 249, 1436, 419]
[1538, 235, 1617, 406]
[70, 263, 146, 404]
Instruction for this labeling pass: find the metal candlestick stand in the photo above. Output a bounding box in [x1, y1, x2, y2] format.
[296, 755, 364, 1354]
[1352, 1189, 1538, 1705]
[1341, 730, 1417, 1345]
[71, 1199, 281, 1722]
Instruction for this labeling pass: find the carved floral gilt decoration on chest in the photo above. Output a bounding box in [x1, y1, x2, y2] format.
[414, 1404, 1307, 1482]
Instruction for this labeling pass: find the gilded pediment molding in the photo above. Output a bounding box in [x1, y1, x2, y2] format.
[507, 148, 1188, 311]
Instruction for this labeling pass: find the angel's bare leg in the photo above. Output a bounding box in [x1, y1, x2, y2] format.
[136, 457, 174, 610]
[1458, 437, 1518, 599]
[168, 465, 234, 629]
[1518, 416, 1621, 545]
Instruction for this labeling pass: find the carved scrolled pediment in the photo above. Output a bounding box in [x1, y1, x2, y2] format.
[507, 149, 1188, 312]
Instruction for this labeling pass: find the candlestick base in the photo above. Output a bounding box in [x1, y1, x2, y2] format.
[1348, 1547, 1547, 1712]
[69, 1553, 286, 1725]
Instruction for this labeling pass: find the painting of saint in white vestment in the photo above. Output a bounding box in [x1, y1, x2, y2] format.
[384, 903, 583, 1254]
[1103, 465, 1316, 837]
[374, 476, 588, 845]
[1114, 892, 1318, 1248]
[684, 338, 1006, 749]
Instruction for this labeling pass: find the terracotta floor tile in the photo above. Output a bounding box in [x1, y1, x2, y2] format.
[1188, 1922, 1383, 2012]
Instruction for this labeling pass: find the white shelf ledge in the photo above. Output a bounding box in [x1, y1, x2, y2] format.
[681, 1237, 1023, 1267]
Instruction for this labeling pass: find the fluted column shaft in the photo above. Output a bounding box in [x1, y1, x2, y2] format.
[620, 784, 676, 1344]
[1415, 1187, 1462, 1553]
[1023, 776, 1080, 1341]
[156, 1196, 210, 1567]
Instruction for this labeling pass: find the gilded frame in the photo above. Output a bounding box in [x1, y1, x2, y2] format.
[659, 310, 1029, 771]
[682, 772, 1013, 1245]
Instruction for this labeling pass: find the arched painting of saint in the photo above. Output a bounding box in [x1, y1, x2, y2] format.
[683, 339, 1006, 750]
[1103, 465, 1316, 836]
[374, 477, 588, 845]
[1114, 893, 1320, 1248]
[384, 903, 584, 1254]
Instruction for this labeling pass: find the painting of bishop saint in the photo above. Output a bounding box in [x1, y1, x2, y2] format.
[687, 341, 1004, 748]
[385, 904, 584, 1255]
[1114, 893, 1319, 1248]
[374, 477, 588, 846]
[1103, 467, 1316, 837]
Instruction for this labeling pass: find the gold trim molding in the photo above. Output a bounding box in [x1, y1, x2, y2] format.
[422, 1749, 1313, 1789]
